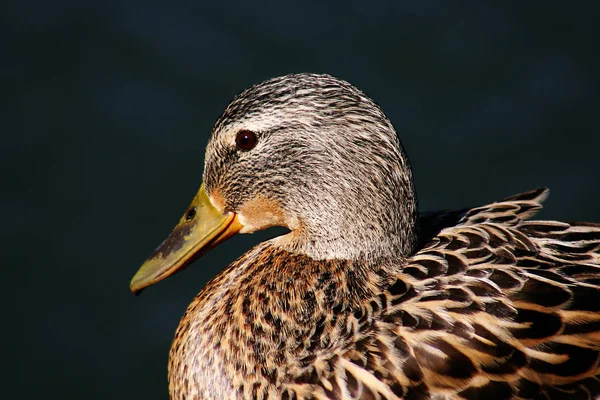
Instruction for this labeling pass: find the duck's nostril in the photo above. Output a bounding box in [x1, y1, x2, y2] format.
[185, 207, 197, 222]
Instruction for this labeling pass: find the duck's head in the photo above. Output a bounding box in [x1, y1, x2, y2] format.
[130, 73, 417, 293]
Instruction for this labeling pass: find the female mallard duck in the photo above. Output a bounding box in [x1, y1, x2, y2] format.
[130, 73, 600, 400]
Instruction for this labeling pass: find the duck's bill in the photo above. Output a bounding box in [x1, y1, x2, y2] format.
[129, 184, 242, 294]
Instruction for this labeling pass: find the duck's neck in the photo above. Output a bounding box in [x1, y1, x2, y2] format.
[270, 139, 419, 262]
[168, 244, 401, 399]
[274, 187, 419, 262]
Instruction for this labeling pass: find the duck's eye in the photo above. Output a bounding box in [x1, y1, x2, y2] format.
[185, 207, 197, 222]
[235, 130, 257, 151]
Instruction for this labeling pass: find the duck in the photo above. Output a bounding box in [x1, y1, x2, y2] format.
[130, 73, 600, 400]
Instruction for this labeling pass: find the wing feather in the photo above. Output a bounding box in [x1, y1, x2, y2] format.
[332, 189, 600, 399]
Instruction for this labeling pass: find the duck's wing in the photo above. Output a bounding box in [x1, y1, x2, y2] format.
[331, 189, 600, 400]
[416, 188, 549, 248]
[416, 188, 548, 250]
[417, 208, 470, 249]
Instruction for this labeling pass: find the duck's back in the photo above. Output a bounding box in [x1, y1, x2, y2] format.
[337, 188, 600, 400]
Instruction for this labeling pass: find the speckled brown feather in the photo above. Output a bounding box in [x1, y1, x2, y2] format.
[169, 188, 600, 399]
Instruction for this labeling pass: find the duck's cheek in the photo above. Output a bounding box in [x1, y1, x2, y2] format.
[237, 196, 294, 234]
[208, 188, 226, 214]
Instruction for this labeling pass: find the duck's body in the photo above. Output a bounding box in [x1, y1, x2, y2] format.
[170, 243, 395, 399]
[131, 74, 600, 399]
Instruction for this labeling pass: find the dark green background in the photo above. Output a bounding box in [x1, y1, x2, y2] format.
[4, 2, 599, 399]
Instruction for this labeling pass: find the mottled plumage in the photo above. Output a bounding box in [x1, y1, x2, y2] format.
[132, 74, 600, 400]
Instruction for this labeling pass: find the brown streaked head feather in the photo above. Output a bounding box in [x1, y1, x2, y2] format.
[202, 73, 418, 261]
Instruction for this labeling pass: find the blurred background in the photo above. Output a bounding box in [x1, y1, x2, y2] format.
[3, 1, 599, 399]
